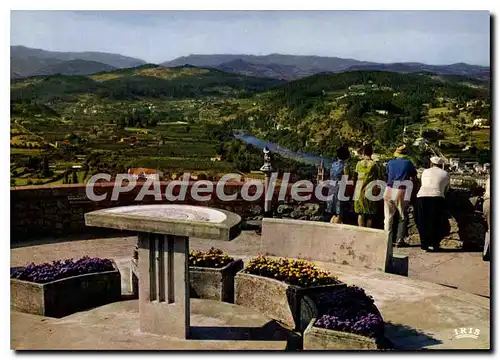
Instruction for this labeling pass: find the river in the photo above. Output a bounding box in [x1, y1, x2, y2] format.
[234, 132, 334, 167]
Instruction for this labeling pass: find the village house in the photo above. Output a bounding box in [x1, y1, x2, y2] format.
[120, 136, 138, 143]
[449, 158, 460, 171]
[127, 168, 163, 180]
[473, 118, 489, 128]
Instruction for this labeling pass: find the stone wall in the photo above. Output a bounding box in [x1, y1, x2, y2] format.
[11, 182, 265, 242]
[406, 189, 487, 250]
[11, 183, 486, 249]
[12, 181, 337, 242]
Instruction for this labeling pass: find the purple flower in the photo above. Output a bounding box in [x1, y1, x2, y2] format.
[313, 285, 384, 338]
[11, 256, 114, 284]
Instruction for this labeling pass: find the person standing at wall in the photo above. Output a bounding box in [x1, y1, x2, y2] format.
[384, 145, 418, 247]
[328, 146, 353, 224]
[416, 157, 450, 252]
[353, 144, 385, 228]
[483, 175, 490, 261]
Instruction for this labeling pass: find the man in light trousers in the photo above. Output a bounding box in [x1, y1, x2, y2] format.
[383, 145, 418, 247]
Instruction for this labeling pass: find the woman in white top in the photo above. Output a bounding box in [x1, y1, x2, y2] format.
[415, 156, 450, 252]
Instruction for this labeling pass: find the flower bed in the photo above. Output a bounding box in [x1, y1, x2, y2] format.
[235, 256, 346, 332]
[188, 248, 234, 268]
[243, 256, 341, 288]
[313, 286, 385, 338]
[11, 257, 115, 283]
[11, 256, 121, 317]
[189, 248, 243, 302]
[303, 286, 385, 350]
[130, 248, 243, 302]
[303, 318, 380, 350]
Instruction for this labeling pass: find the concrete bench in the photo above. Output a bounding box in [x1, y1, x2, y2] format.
[260, 218, 407, 276]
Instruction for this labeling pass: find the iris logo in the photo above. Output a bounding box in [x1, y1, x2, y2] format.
[453, 328, 481, 339]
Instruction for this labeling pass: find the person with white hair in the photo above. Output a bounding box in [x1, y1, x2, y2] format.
[416, 156, 450, 252]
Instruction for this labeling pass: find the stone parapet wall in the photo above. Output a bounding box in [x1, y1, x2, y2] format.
[12, 183, 485, 250]
[10, 182, 246, 241]
[11, 181, 327, 242]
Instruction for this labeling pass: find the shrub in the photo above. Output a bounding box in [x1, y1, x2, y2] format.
[188, 248, 234, 268]
[244, 256, 340, 287]
[11, 256, 114, 284]
[314, 286, 384, 338]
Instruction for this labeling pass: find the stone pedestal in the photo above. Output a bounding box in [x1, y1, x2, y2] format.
[85, 204, 242, 339]
[138, 233, 190, 338]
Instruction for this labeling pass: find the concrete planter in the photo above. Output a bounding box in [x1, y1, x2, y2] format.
[130, 258, 243, 303]
[303, 318, 380, 350]
[189, 259, 243, 303]
[11, 260, 121, 318]
[235, 271, 346, 332]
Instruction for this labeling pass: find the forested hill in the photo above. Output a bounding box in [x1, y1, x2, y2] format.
[10, 64, 284, 102]
[210, 70, 490, 159]
[263, 70, 489, 120]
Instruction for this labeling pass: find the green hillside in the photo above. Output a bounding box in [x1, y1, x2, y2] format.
[11, 64, 283, 102]
[212, 70, 490, 159]
[10, 66, 490, 187]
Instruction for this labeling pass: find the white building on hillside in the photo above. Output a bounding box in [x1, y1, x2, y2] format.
[473, 118, 489, 127]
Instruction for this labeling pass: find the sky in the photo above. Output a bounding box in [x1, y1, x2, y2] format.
[10, 10, 491, 65]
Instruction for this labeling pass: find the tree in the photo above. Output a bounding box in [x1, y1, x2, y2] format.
[116, 116, 127, 129]
[41, 156, 50, 177]
[72, 171, 78, 184]
[27, 156, 40, 170]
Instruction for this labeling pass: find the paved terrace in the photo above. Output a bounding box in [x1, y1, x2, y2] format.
[11, 231, 490, 350]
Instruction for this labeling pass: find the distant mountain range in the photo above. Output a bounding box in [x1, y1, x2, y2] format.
[345, 62, 490, 82]
[11, 46, 490, 81]
[162, 54, 490, 81]
[28, 59, 117, 77]
[10, 46, 145, 78]
[214, 59, 306, 81]
[160, 53, 373, 80]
